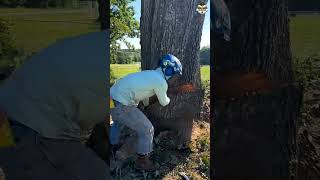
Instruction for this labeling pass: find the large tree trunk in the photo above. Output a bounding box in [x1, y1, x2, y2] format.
[97, 0, 108, 30]
[140, 0, 206, 143]
[214, 0, 293, 81]
[212, 0, 303, 179]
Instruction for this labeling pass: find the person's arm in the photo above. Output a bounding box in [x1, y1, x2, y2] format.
[154, 83, 170, 107]
[138, 80, 170, 109]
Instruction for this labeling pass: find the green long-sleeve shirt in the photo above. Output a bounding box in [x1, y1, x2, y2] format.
[0, 31, 108, 141]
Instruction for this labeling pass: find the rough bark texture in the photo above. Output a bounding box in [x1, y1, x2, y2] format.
[212, 0, 303, 179]
[214, 0, 293, 81]
[98, 0, 108, 30]
[141, 0, 206, 143]
[213, 83, 302, 180]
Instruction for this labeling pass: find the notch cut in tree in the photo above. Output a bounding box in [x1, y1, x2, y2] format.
[140, 0, 207, 144]
[212, 0, 303, 179]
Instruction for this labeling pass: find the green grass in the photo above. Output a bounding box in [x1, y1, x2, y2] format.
[0, 8, 98, 54]
[201, 65, 210, 82]
[0, 8, 83, 13]
[290, 15, 320, 58]
[111, 64, 141, 79]
[111, 64, 210, 82]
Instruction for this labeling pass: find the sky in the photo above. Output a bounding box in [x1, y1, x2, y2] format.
[119, 0, 210, 49]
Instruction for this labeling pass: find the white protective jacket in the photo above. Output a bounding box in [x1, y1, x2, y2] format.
[110, 67, 170, 107]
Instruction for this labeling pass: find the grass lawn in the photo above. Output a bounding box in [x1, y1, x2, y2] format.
[111, 64, 210, 82]
[290, 15, 320, 58]
[0, 8, 98, 54]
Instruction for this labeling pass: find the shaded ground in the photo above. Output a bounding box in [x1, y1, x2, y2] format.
[296, 57, 320, 179]
[110, 120, 210, 180]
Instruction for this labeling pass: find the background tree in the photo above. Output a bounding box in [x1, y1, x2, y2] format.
[289, 0, 320, 11]
[0, 0, 26, 7]
[140, 0, 207, 143]
[110, 0, 139, 63]
[97, 0, 108, 30]
[200, 47, 210, 65]
[0, 19, 18, 77]
[212, 0, 303, 179]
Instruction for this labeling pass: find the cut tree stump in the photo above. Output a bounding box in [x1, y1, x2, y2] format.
[212, 72, 303, 180]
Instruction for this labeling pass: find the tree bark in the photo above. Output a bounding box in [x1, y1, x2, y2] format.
[213, 83, 302, 180]
[140, 0, 206, 143]
[97, 0, 108, 30]
[214, 0, 293, 81]
[212, 0, 303, 179]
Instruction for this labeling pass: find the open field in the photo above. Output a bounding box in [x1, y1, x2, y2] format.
[111, 64, 210, 82]
[0, 8, 98, 54]
[290, 15, 320, 58]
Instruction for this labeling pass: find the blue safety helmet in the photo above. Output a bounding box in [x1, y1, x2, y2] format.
[158, 54, 182, 77]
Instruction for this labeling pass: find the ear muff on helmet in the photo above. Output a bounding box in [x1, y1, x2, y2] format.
[164, 66, 174, 76]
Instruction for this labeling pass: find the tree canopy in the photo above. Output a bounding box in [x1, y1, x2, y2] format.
[110, 0, 139, 63]
[289, 0, 320, 11]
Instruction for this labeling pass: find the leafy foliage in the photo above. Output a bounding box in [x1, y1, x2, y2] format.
[200, 47, 210, 65]
[0, 0, 26, 7]
[293, 55, 320, 89]
[289, 0, 320, 11]
[110, 0, 139, 63]
[112, 49, 141, 64]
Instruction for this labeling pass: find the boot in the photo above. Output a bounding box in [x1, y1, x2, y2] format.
[135, 154, 158, 171]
